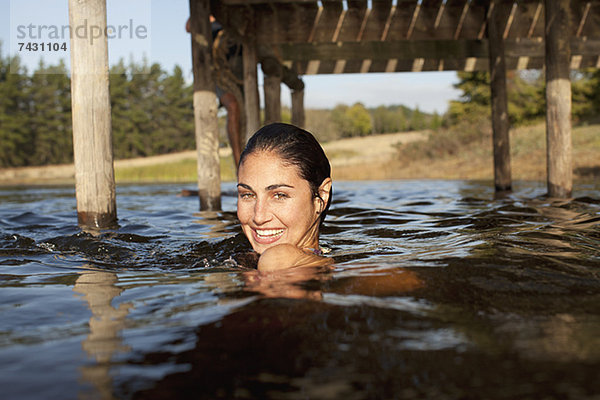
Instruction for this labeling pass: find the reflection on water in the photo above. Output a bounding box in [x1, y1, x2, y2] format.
[0, 181, 599, 399]
[74, 270, 130, 400]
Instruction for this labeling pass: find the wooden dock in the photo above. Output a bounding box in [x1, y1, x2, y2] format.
[69, 0, 600, 227]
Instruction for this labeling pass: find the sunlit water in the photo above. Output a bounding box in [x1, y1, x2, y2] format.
[1, 180, 599, 399]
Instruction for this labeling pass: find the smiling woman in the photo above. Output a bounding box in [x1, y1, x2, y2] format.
[237, 123, 333, 272]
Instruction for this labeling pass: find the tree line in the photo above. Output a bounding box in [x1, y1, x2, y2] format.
[0, 49, 440, 168]
[300, 103, 440, 143]
[447, 69, 600, 126]
[0, 49, 195, 168]
[2, 43, 600, 168]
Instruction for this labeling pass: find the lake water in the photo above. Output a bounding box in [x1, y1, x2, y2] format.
[1, 180, 599, 399]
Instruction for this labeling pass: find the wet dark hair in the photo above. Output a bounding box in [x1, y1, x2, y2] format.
[239, 123, 332, 226]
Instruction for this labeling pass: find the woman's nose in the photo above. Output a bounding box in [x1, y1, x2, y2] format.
[252, 198, 272, 225]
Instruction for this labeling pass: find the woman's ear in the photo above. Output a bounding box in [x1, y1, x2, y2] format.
[315, 177, 332, 213]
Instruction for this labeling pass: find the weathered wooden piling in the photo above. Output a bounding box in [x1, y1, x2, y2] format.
[68, 0, 117, 228]
[291, 89, 305, 128]
[262, 58, 282, 125]
[190, 0, 221, 210]
[545, 0, 573, 198]
[487, 1, 512, 192]
[264, 75, 281, 124]
[282, 66, 306, 128]
[242, 14, 261, 140]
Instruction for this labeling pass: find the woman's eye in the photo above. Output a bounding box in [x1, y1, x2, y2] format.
[239, 192, 255, 200]
[273, 192, 289, 200]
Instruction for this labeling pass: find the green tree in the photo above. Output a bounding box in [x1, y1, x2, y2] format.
[111, 60, 164, 158]
[448, 70, 547, 127]
[371, 105, 387, 134]
[110, 60, 134, 159]
[346, 102, 372, 136]
[331, 103, 352, 137]
[0, 51, 200, 167]
[588, 69, 600, 113]
[447, 71, 490, 125]
[151, 65, 194, 154]
[28, 60, 72, 165]
[410, 106, 428, 131]
[111, 60, 195, 159]
[507, 70, 545, 125]
[571, 68, 600, 122]
[128, 62, 163, 157]
[430, 111, 442, 130]
[371, 105, 407, 134]
[0, 54, 33, 167]
[331, 102, 372, 137]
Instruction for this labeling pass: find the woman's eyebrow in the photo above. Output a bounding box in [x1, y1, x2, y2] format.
[266, 184, 294, 191]
[237, 183, 253, 191]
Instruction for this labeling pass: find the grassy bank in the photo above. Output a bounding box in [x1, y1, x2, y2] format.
[330, 122, 600, 182]
[113, 131, 426, 184]
[1, 123, 598, 185]
[115, 155, 237, 183]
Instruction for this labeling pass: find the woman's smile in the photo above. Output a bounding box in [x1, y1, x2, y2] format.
[253, 228, 285, 244]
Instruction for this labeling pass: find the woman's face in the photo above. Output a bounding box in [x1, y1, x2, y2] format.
[237, 150, 325, 254]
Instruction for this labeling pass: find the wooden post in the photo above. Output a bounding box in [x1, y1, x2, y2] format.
[283, 66, 306, 128]
[291, 89, 305, 128]
[190, 0, 221, 210]
[264, 75, 282, 125]
[487, 2, 512, 192]
[545, 0, 573, 198]
[242, 16, 261, 140]
[262, 57, 282, 125]
[68, 0, 116, 228]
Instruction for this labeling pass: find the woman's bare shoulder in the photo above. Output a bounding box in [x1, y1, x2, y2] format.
[257, 244, 331, 272]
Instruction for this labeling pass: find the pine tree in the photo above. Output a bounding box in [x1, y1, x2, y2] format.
[410, 106, 426, 131]
[135, 62, 164, 157]
[28, 60, 72, 165]
[447, 71, 491, 125]
[0, 54, 33, 167]
[110, 60, 135, 159]
[360, 104, 421, 134]
[571, 68, 600, 122]
[430, 111, 442, 130]
[152, 65, 194, 154]
[507, 70, 545, 125]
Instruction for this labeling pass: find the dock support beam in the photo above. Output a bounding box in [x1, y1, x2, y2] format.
[242, 16, 261, 140]
[545, 0, 573, 198]
[264, 75, 281, 125]
[190, 0, 221, 210]
[291, 89, 305, 128]
[262, 58, 282, 125]
[284, 67, 306, 128]
[487, 1, 512, 192]
[68, 0, 116, 229]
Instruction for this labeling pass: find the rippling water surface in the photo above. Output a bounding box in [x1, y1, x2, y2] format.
[1, 180, 599, 399]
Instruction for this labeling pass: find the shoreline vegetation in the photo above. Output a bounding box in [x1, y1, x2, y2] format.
[3, 56, 599, 187]
[1, 122, 598, 186]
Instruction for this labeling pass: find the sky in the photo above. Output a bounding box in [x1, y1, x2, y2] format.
[0, 0, 461, 114]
